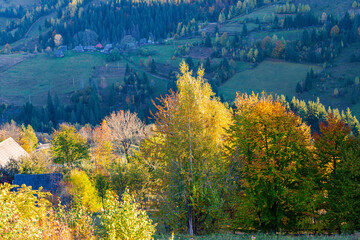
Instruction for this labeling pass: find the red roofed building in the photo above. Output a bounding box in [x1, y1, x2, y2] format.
[95, 43, 103, 49]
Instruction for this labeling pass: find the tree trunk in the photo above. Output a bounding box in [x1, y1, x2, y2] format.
[189, 204, 194, 236]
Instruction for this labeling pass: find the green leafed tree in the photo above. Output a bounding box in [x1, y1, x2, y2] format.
[99, 190, 156, 240]
[51, 124, 90, 169]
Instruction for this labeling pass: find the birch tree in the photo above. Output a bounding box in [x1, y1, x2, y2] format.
[144, 62, 232, 234]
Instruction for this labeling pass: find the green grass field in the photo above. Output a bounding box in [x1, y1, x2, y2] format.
[0, 52, 109, 106]
[294, 0, 354, 15]
[219, 60, 323, 100]
[155, 233, 356, 240]
[220, 23, 259, 34]
[233, 5, 277, 23]
[127, 38, 203, 69]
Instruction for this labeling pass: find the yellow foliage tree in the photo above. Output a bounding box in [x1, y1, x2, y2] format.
[19, 124, 38, 153]
[0, 183, 72, 239]
[67, 169, 101, 212]
[92, 120, 113, 172]
[144, 61, 232, 234]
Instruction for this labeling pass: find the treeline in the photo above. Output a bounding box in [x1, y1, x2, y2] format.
[0, 0, 71, 45]
[1, 62, 360, 237]
[41, 0, 217, 47]
[38, 0, 268, 48]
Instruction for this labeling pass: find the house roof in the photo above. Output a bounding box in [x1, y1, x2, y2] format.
[0, 137, 29, 167]
[14, 173, 63, 194]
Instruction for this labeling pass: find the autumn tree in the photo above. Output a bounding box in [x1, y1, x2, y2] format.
[228, 93, 316, 232]
[19, 124, 38, 153]
[105, 110, 145, 159]
[0, 183, 71, 239]
[330, 25, 340, 37]
[92, 120, 113, 172]
[51, 124, 90, 169]
[313, 114, 354, 232]
[0, 120, 21, 142]
[66, 169, 101, 212]
[54, 34, 63, 47]
[144, 62, 232, 234]
[272, 40, 285, 58]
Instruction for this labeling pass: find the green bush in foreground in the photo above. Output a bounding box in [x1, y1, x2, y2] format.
[99, 189, 156, 240]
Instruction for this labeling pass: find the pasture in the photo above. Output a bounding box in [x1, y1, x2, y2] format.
[219, 60, 323, 100]
[232, 5, 277, 23]
[0, 50, 171, 106]
[0, 52, 109, 106]
[294, 0, 354, 15]
[220, 22, 259, 35]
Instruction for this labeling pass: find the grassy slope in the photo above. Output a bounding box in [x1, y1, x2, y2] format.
[294, 0, 354, 16]
[233, 5, 277, 23]
[220, 22, 259, 34]
[0, 52, 108, 106]
[0, 0, 39, 8]
[0, 50, 170, 106]
[219, 60, 323, 100]
[299, 43, 360, 117]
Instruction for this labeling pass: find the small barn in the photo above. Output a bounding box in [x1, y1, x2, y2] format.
[14, 173, 63, 194]
[0, 137, 29, 167]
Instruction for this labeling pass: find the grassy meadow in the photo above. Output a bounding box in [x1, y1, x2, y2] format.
[294, 0, 354, 15]
[219, 60, 323, 100]
[0, 52, 110, 105]
[0, 50, 172, 106]
[233, 5, 278, 23]
[220, 22, 259, 34]
[154, 233, 357, 240]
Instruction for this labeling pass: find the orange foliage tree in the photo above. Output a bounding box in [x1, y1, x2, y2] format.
[228, 93, 316, 232]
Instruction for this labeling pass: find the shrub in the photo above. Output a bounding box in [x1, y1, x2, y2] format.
[99, 190, 156, 239]
[67, 169, 101, 212]
[0, 183, 71, 239]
